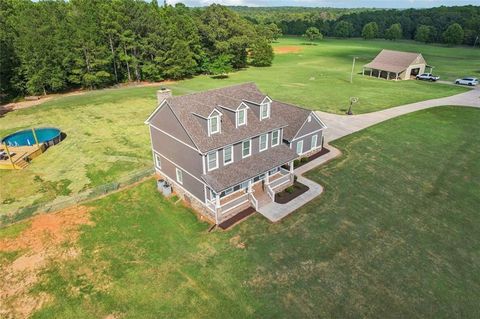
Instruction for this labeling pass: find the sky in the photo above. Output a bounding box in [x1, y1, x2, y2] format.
[166, 0, 479, 8]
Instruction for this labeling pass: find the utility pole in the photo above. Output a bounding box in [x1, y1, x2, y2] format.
[474, 36, 479, 48]
[350, 57, 358, 84]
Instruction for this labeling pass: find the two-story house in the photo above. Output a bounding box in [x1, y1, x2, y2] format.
[145, 83, 326, 224]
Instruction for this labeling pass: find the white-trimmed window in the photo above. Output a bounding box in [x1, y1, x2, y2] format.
[271, 130, 280, 146]
[260, 103, 270, 120]
[311, 134, 318, 150]
[259, 133, 268, 152]
[207, 151, 218, 171]
[296, 140, 303, 155]
[223, 145, 233, 165]
[209, 116, 220, 135]
[242, 139, 251, 158]
[176, 168, 183, 185]
[154, 153, 161, 168]
[236, 109, 246, 127]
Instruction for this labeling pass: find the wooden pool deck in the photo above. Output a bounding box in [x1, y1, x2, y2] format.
[0, 144, 45, 170]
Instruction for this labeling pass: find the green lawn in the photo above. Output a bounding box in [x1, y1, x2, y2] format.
[18, 106, 479, 318]
[163, 37, 472, 113]
[0, 37, 475, 217]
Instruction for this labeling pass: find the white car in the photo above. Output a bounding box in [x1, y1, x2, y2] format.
[455, 77, 478, 86]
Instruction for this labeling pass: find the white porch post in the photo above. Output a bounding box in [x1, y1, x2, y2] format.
[377, 70, 381, 78]
[289, 161, 294, 173]
[362, 68, 365, 76]
[248, 180, 252, 193]
[387, 72, 390, 80]
[215, 193, 220, 224]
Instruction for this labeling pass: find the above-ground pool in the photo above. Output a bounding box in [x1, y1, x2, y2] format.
[2, 127, 62, 147]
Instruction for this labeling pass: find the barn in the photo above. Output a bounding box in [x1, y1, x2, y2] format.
[362, 49, 433, 81]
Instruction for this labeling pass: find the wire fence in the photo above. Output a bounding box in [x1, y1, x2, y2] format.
[1, 167, 155, 227]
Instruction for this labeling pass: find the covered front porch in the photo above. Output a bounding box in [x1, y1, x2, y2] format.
[205, 164, 294, 224]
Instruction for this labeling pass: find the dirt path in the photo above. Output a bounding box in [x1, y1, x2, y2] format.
[0, 206, 92, 319]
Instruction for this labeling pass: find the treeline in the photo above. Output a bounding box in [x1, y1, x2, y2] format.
[0, 1, 274, 100]
[335, 6, 480, 44]
[231, 6, 370, 35]
[235, 5, 480, 45]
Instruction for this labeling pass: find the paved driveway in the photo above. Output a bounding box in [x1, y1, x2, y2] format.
[318, 87, 480, 142]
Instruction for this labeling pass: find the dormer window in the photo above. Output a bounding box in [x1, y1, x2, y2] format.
[208, 116, 220, 136]
[260, 103, 270, 120]
[207, 109, 222, 136]
[236, 109, 246, 127]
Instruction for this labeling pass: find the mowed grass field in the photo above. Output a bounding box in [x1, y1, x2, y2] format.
[2, 106, 477, 318]
[0, 37, 476, 216]
[164, 37, 473, 113]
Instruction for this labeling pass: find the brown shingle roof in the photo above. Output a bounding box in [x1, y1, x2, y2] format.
[273, 100, 312, 141]
[164, 83, 288, 153]
[201, 144, 297, 192]
[364, 49, 426, 73]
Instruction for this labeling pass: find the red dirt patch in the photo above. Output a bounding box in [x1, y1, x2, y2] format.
[274, 45, 303, 54]
[0, 206, 92, 319]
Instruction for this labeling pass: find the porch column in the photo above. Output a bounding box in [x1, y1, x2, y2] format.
[377, 70, 381, 78]
[247, 180, 252, 193]
[387, 72, 390, 80]
[215, 193, 220, 224]
[362, 68, 365, 76]
[289, 161, 294, 173]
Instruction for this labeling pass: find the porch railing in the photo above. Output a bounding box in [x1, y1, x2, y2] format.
[269, 172, 292, 190]
[219, 193, 249, 216]
[248, 192, 258, 211]
[266, 185, 275, 201]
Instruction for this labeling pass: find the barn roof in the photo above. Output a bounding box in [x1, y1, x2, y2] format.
[363, 49, 426, 73]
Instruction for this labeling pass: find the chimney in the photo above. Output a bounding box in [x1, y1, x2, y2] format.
[156, 88, 172, 105]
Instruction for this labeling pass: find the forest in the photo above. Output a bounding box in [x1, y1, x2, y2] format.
[1, 2, 478, 101]
[0, 0, 275, 101]
[233, 5, 480, 45]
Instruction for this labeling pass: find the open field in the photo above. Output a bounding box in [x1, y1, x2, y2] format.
[1, 106, 478, 318]
[164, 37, 473, 113]
[0, 37, 475, 217]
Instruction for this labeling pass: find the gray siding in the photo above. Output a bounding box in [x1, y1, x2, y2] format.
[295, 113, 324, 139]
[154, 152, 205, 203]
[204, 129, 282, 172]
[150, 103, 196, 147]
[291, 130, 323, 155]
[150, 126, 203, 178]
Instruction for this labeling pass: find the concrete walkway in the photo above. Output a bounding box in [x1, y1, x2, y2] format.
[318, 87, 480, 142]
[258, 146, 341, 222]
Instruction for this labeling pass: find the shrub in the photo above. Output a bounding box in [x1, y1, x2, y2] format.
[300, 157, 309, 163]
[293, 159, 300, 168]
[294, 175, 298, 183]
[285, 186, 294, 194]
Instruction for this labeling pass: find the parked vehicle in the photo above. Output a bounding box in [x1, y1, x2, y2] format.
[416, 73, 440, 81]
[455, 77, 478, 86]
